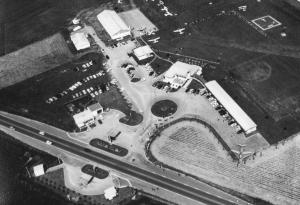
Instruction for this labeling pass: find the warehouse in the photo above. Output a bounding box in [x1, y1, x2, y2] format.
[70, 32, 91, 51]
[163, 61, 202, 89]
[205, 80, 257, 134]
[97, 10, 131, 40]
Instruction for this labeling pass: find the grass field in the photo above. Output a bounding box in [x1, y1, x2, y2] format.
[135, 0, 300, 143]
[0, 33, 73, 89]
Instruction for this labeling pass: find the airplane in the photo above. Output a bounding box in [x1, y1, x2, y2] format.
[231, 144, 253, 167]
[148, 37, 160, 43]
[161, 6, 168, 12]
[164, 11, 173, 16]
[173, 28, 186, 34]
[147, 30, 156, 35]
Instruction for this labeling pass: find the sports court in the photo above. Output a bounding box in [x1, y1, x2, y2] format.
[251, 15, 282, 31]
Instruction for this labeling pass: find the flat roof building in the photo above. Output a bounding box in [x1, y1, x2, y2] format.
[97, 10, 131, 40]
[133, 45, 154, 61]
[70, 32, 91, 51]
[87, 102, 103, 117]
[73, 110, 94, 129]
[205, 80, 257, 134]
[163, 61, 202, 89]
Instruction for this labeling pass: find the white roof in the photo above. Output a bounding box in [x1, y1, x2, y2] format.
[104, 186, 117, 200]
[73, 110, 94, 128]
[70, 32, 90, 50]
[87, 103, 102, 112]
[205, 80, 257, 133]
[164, 61, 201, 79]
[133, 45, 153, 60]
[33, 164, 45, 177]
[97, 10, 130, 40]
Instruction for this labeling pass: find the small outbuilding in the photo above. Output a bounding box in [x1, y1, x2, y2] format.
[33, 164, 45, 177]
[133, 45, 154, 61]
[70, 32, 90, 51]
[104, 186, 118, 200]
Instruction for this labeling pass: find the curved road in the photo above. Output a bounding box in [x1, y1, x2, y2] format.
[0, 114, 241, 205]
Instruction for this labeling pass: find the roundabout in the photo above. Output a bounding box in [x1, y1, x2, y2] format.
[151, 99, 178, 118]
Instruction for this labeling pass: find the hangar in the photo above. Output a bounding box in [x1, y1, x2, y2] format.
[70, 32, 91, 51]
[133, 45, 154, 61]
[97, 10, 131, 40]
[205, 80, 257, 134]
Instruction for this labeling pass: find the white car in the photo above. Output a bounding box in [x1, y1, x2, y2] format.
[46, 140, 52, 145]
[91, 93, 95, 98]
[87, 88, 91, 93]
[39, 131, 45, 135]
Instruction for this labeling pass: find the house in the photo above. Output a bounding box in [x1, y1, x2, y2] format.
[70, 32, 91, 50]
[163, 61, 202, 89]
[87, 102, 103, 117]
[32, 164, 45, 177]
[104, 186, 118, 200]
[97, 10, 131, 40]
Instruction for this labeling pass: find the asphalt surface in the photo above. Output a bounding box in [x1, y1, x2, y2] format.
[0, 114, 240, 205]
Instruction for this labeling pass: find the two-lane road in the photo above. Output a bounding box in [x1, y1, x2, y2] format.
[0, 114, 241, 205]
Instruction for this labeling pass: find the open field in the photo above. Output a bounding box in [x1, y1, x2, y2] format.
[135, 0, 300, 143]
[150, 120, 300, 205]
[0, 33, 73, 89]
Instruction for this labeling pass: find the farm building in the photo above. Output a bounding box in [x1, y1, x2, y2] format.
[97, 10, 131, 40]
[163, 61, 202, 89]
[87, 102, 103, 117]
[133, 45, 154, 61]
[70, 32, 90, 51]
[73, 110, 95, 129]
[205, 80, 257, 134]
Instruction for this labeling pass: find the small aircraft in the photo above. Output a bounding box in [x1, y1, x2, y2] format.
[161, 6, 168, 12]
[147, 30, 156, 35]
[164, 11, 173, 16]
[173, 28, 186, 34]
[148, 37, 160, 43]
[231, 144, 252, 167]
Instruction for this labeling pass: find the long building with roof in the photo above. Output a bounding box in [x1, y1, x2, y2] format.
[205, 80, 257, 134]
[97, 10, 131, 40]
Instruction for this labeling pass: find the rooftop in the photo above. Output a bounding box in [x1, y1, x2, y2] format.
[70, 32, 90, 51]
[164, 61, 202, 79]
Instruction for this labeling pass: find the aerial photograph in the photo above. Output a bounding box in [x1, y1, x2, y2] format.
[0, 0, 300, 205]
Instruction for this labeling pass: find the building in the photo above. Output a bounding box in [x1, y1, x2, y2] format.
[32, 164, 45, 177]
[97, 10, 131, 40]
[205, 80, 257, 134]
[73, 110, 95, 129]
[104, 186, 118, 200]
[70, 32, 90, 50]
[87, 102, 103, 117]
[163, 61, 202, 89]
[133, 45, 154, 61]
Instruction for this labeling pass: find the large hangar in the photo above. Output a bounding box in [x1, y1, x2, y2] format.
[97, 10, 131, 40]
[205, 80, 257, 135]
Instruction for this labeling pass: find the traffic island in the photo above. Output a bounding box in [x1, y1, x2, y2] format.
[90, 138, 128, 156]
[151, 100, 177, 118]
[81, 164, 109, 180]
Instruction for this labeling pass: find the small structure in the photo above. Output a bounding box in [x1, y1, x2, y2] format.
[33, 164, 45, 177]
[97, 10, 131, 40]
[104, 186, 118, 200]
[205, 80, 257, 134]
[87, 102, 103, 117]
[73, 110, 95, 129]
[70, 32, 90, 50]
[133, 45, 154, 61]
[163, 61, 202, 89]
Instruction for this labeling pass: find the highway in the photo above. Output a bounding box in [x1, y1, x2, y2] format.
[0, 114, 240, 205]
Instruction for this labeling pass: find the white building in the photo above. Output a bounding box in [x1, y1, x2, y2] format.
[33, 164, 45, 177]
[73, 110, 95, 129]
[133, 45, 154, 61]
[205, 80, 257, 134]
[104, 186, 118, 200]
[163, 61, 202, 89]
[70, 32, 90, 50]
[87, 103, 103, 117]
[97, 10, 131, 40]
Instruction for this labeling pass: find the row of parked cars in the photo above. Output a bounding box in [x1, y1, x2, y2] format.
[203, 91, 243, 134]
[73, 61, 94, 72]
[121, 63, 141, 82]
[152, 81, 172, 92]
